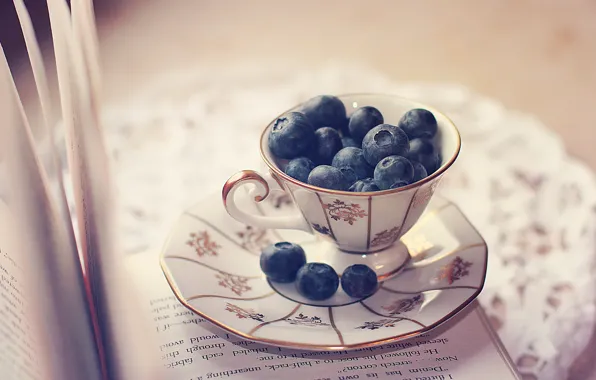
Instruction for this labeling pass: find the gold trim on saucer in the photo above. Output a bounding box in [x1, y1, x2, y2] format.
[163, 255, 262, 279]
[159, 199, 488, 351]
[186, 292, 276, 302]
[401, 242, 486, 271]
[380, 285, 479, 294]
[248, 304, 301, 335]
[359, 301, 426, 328]
[376, 255, 411, 282]
[184, 212, 260, 257]
[328, 307, 345, 345]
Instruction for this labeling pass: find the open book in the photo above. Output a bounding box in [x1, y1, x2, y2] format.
[0, 1, 521, 379]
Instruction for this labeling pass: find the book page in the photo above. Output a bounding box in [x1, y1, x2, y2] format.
[45, 1, 164, 378]
[0, 35, 102, 380]
[0, 203, 44, 380]
[120, 252, 520, 380]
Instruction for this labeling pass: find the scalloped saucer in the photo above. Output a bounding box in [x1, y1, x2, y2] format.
[160, 192, 487, 351]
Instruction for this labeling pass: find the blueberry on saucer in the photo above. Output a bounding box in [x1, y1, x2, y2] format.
[260, 242, 307, 283]
[341, 264, 378, 298]
[295, 262, 339, 301]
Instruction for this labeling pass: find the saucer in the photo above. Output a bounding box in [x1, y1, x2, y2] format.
[160, 192, 487, 350]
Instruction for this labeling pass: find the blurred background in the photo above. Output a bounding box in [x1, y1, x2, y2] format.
[1, 1, 596, 379]
[2, 0, 596, 167]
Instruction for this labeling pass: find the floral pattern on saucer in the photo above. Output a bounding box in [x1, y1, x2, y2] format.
[161, 193, 487, 350]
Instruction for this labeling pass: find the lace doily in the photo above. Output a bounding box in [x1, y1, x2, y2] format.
[98, 64, 596, 380]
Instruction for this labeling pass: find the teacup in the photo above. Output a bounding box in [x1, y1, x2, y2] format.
[222, 94, 461, 253]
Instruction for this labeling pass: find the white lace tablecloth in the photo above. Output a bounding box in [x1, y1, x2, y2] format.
[100, 64, 596, 380]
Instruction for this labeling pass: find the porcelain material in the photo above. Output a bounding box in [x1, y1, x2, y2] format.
[222, 94, 461, 253]
[161, 192, 487, 350]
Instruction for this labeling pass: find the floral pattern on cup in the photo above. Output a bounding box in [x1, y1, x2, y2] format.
[221, 94, 461, 254]
[323, 199, 368, 225]
[370, 226, 401, 248]
[312, 223, 336, 240]
[413, 179, 441, 208]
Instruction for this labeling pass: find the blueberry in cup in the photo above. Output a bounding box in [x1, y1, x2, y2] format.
[269, 96, 442, 191]
[285, 157, 316, 183]
[310, 127, 343, 165]
[362, 124, 409, 167]
[307, 165, 351, 191]
[299, 95, 347, 131]
[348, 106, 384, 143]
[399, 108, 438, 139]
[373, 155, 415, 190]
[332, 147, 374, 182]
[349, 178, 380, 192]
[268, 112, 315, 159]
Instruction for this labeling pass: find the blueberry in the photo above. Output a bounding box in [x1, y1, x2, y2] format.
[362, 124, 409, 166]
[390, 180, 410, 189]
[307, 165, 350, 191]
[285, 157, 315, 183]
[300, 95, 347, 130]
[268, 112, 315, 159]
[348, 106, 384, 142]
[311, 127, 342, 165]
[398, 108, 438, 139]
[406, 138, 440, 175]
[411, 161, 428, 183]
[260, 242, 307, 283]
[373, 155, 414, 190]
[337, 166, 358, 186]
[419, 152, 441, 174]
[340, 264, 378, 298]
[295, 262, 339, 301]
[338, 116, 350, 136]
[406, 138, 435, 161]
[341, 136, 359, 148]
[349, 178, 380, 192]
[332, 147, 374, 182]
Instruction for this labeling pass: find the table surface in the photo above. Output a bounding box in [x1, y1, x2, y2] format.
[9, 1, 596, 379]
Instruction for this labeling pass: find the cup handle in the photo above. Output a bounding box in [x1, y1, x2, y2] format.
[222, 170, 311, 232]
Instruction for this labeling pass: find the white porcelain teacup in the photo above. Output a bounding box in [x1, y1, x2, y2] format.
[222, 94, 461, 254]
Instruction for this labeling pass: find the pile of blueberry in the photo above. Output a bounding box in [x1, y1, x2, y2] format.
[260, 242, 378, 300]
[268, 95, 441, 191]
